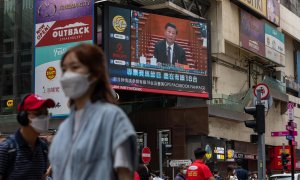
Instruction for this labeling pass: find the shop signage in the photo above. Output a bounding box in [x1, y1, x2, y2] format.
[233, 0, 267, 17]
[265, 23, 285, 65]
[234, 152, 244, 159]
[267, 0, 280, 26]
[240, 10, 265, 57]
[35, 16, 93, 47]
[227, 149, 235, 160]
[244, 154, 257, 160]
[205, 144, 212, 160]
[268, 146, 300, 170]
[36, 0, 93, 24]
[34, 0, 94, 118]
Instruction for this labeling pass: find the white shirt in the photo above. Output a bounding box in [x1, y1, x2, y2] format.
[166, 42, 174, 64]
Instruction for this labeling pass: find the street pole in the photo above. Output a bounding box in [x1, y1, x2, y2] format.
[282, 143, 285, 173]
[290, 137, 295, 179]
[256, 89, 266, 180]
[158, 131, 163, 178]
[144, 133, 147, 147]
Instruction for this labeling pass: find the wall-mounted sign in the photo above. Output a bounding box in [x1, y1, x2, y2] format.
[214, 147, 225, 160]
[205, 144, 212, 160]
[265, 23, 285, 65]
[36, 0, 93, 24]
[34, 0, 94, 118]
[240, 10, 265, 57]
[234, 0, 267, 17]
[267, 0, 280, 26]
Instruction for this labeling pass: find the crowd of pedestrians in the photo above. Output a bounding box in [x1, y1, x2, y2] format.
[0, 44, 264, 180]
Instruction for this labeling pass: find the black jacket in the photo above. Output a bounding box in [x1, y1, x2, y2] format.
[153, 40, 187, 65]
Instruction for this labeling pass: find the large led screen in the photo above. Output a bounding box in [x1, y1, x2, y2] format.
[101, 4, 211, 98]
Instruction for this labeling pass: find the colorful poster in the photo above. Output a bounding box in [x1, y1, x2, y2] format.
[36, 0, 93, 23]
[35, 16, 93, 47]
[34, 0, 94, 117]
[240, 10, 265, 57]
[35, 41, 93, 117]
[235, 0, 267, 17]
[267, 0, 280, 26]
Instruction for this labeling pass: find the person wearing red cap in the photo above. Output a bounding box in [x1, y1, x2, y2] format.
[0, 94, 55, 180]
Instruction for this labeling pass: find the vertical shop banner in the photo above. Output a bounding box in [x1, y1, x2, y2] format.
[34, 0, 94, 117]
[240, 10, 265, 57]
[265, 23, 285, 65]
[267, 0, 280, 26]
[36, 0, 93, 23]
[108, 6, 131, 67]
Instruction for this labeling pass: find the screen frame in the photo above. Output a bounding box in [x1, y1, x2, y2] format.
[97, 2, 212, 99]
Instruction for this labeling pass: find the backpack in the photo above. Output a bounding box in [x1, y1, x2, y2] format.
[3, 135, 48, 179]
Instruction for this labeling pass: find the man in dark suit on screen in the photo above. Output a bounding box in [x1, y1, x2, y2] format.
[154, 22, 187, 66]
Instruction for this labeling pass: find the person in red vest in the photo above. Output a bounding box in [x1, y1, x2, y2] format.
[186, 148, 215, 180]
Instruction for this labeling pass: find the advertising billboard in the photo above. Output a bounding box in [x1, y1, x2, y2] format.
[240, 10, 265, 57]
[36, 0, 93, 23]
[101, 5, 211, 98]
[265, 23, 285, 65]
[34, 0, 94, 117]
[234, 0, 267, 17]
[267, 0, 280, 26]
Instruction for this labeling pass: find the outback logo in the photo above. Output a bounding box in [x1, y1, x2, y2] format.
[54, 47, 67, 57]
[52, 22, 89, 38]
[38, 0, 57, 18]
[46, 67, 56, 80]
[112, 15, 127, 32]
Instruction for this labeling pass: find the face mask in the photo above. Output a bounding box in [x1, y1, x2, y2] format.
[60, 71, 92, 99]
[182, 170, 187, 175]
[30, 115, 49, 133]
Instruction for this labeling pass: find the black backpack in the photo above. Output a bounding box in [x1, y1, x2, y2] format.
[3, 136, 48, 179]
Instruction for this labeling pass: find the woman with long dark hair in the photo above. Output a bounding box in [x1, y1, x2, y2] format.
[49, 44, 137, 180]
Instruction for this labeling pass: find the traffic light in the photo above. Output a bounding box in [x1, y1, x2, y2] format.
[281, 152, 289, 169]
[244, 104, 265, 134]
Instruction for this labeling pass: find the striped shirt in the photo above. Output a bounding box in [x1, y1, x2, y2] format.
[0, 129, 48, 180]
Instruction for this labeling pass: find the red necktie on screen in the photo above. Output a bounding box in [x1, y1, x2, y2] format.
[167, 46, 171, 64]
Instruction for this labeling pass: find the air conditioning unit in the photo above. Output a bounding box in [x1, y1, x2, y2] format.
[274, 71, 286, 83]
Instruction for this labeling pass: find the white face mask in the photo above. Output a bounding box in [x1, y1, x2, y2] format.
[30, 115, 49, 133]
[182, 170, 187, 175]
[60, 71, 93, 99]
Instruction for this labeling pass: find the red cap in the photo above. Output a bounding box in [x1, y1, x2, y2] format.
[18, 94, 55, 111]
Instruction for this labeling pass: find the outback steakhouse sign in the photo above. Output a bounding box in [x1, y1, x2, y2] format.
[35, 16, 93, 47]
